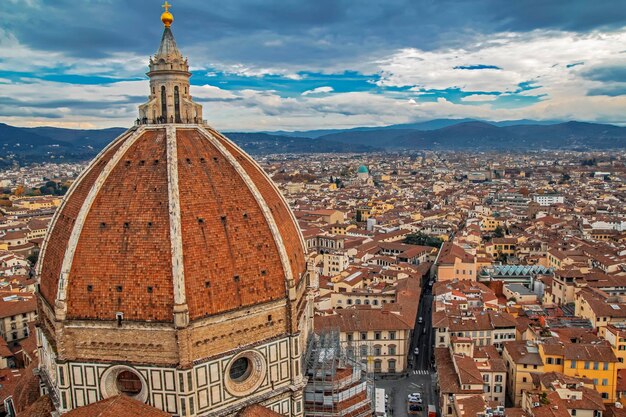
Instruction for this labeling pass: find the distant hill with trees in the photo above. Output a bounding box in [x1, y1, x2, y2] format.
[1, 119, 625, 165]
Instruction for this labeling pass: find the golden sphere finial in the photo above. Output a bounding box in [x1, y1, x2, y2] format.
[161, 1, 173, 27]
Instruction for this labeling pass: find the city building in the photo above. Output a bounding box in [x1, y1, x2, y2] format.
[532, 194, 565, 207]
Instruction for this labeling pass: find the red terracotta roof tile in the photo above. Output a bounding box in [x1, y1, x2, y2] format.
[63, 395, 171, 417]
[39, 127, 306, 322]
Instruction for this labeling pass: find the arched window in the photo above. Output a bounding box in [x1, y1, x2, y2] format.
[160, 86, 167, 120]
[174, 86, 181, 123]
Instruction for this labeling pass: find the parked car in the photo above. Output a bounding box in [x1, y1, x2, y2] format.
[418, 317, 423, 324]
[408, 393, 423, 404]
[408, 403, 421, 412]
[414, 347, 419, 355]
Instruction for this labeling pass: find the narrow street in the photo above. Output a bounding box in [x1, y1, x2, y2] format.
[375, 274, 437, 417]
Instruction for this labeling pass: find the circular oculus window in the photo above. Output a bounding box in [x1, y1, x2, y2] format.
[100, 366, 148, 403]
[224, 350, 266, 397]
[116, 370, 143, 396]
[229, 357, 252, 382]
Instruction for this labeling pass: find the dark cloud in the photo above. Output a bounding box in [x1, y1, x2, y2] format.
[0, 106, 64, 118]
[5, 0, 626, 68]
[0, 96, 143, 109]
[486, 1, 626, 32]
[587, 84, 626, 96]
[453, 65, 502, 70]
[582, 66, 626, 83]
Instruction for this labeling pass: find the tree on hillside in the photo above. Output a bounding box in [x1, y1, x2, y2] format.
[493, 225, 505, 238]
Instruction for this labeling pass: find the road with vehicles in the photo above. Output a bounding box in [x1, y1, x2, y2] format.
[375, 274, 438, 416]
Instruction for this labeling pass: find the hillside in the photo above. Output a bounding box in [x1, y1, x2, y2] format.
[221, 132, 379, 154]
[1, 119, 625, 167]
[0, 123, 377, 165]
[318, 121, 626, 150]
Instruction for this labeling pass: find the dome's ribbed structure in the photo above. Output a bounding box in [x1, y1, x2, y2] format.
[37, 125, 307, 322]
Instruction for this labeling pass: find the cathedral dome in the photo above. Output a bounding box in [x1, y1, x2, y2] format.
[37, 125, 307, 322]
[35, 8, 313, 416]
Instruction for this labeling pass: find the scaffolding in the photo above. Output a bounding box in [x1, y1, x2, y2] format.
[304, 329, 374, 417]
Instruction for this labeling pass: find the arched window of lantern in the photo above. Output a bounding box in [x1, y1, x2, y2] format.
[174, 86, 181, 123]
[160, 86, 167, 119]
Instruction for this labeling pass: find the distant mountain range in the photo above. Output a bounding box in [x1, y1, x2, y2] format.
[264, 118, 562, 138]
[0, 123, 377, 166]
[1, 119, 625, 165]
[312, 120, 626, 151]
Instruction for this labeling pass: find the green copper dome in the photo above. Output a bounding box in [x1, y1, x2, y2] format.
[357, 165, 369, 173]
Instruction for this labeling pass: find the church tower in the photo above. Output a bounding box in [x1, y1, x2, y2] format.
[35, 4, 314, 416]
[138, 2, 203, 124]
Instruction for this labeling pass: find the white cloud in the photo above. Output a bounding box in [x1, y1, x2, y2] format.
[192, 84, 239, 100]
[3, 72, 626, 132]
[377, 29, 626, 95]
[371, 28, 626, 124]
[2, 26, 626, 130]
[209, 62, 303, 80]
[461, 94, 499, 102]
[301, 86, 334, 96]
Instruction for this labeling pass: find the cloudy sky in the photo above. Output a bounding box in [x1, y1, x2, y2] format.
[2, 0, 626, 131]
